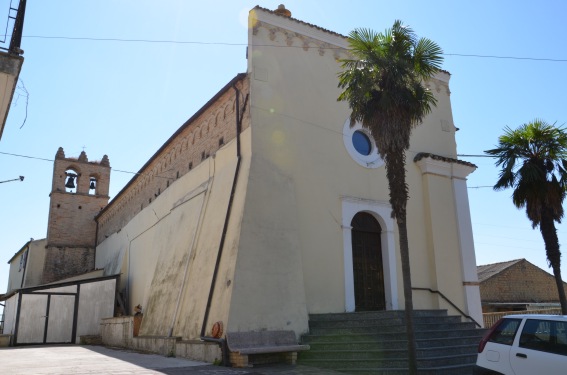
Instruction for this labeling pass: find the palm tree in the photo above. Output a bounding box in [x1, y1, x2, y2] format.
[337, 21, 443, 374]
[485, 120, 567, 314]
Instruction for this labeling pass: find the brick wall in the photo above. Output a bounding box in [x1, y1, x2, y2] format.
[480, 259, 567, 303]
[42, 148, 111, 283]
[96, 75, 249, 242]
[47, 148, 110, 248]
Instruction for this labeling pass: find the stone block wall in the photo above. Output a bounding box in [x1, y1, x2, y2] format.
[97, 75, 249, 242]
[480, 259, 567, 303]
[42, 246, 95, 283]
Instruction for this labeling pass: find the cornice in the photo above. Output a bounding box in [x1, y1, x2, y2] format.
[414, 152, 476, 179]
[253, 9, 349, 51]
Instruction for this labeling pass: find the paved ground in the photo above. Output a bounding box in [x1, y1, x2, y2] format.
[0, 345, 341, 375]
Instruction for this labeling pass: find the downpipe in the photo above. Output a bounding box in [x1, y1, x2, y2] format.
[200, 81, 248, 366]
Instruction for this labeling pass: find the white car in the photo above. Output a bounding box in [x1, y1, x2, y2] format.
[476, 314, 567, 374]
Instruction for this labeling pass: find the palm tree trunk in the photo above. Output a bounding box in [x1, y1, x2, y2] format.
[540, 210, 567, 314]
[384, 150, 417, 374]
[398, 215, 417, 374]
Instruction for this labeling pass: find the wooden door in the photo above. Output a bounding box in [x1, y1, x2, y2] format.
[352, 212, 385, 311]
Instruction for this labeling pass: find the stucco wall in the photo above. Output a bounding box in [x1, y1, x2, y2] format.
[7, 251, 25, 293]
[96, 129, 250, 339]
[236, 8, 476, 326]
[22, 239, 47, 288]
[2, 294, 18, 335]
[76, 278, 117, 340]
[6, 239, 47, 293]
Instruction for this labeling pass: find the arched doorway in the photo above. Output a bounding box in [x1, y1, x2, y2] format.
[351, 212, 386, 311]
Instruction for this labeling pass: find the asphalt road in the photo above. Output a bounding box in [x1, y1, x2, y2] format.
[0, 345, 340, 375]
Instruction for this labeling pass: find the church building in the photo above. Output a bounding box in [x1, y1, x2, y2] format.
[2, 5, 482, 360]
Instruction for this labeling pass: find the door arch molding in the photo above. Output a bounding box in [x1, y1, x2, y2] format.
[341, 197, 398, 312]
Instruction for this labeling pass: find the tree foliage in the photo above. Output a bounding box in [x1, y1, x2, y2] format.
[486, 119, 567, 314]
[338, 20, 443, 374]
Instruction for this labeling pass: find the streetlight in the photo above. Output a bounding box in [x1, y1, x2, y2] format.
[0, 176, 24, 184]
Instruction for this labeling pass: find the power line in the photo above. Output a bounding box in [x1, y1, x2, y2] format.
[24, 35, 246, 46]
[0, 150, 165, 178]
[19, 35, 567, 62]
[444, 53, 567, 63]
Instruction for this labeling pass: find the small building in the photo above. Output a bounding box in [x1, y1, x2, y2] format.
[1, 149, 116, 346]
[477, 258, 567, 313]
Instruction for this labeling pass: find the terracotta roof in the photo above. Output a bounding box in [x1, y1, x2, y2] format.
[477, 259, 524, 283]
[413, 152, 477, 168]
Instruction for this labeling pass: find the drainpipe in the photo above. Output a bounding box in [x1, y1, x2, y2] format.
[200, 82, 248, 366]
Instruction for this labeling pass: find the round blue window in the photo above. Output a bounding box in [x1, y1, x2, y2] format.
[352, 130, 372, 156]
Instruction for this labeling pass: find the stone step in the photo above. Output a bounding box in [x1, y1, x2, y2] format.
[308, 315, 464, 329]
[300, 344, 477, 360]
[303, 327, 484, 341]
[308, 310, 448, 322]
[335, 363, 476, 375]
[299, 310, 484, 374]
[299, 353, 477, 369]
[304, 335, 483, 350]
[307, 321, 478, 335]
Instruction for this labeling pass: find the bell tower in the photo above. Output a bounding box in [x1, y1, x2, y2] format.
[42, 147, 111, 283]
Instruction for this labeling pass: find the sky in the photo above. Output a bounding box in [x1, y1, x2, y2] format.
[1, 0, 567, 308]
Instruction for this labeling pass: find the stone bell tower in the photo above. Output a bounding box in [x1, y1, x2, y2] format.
[42, 147, 111, 283]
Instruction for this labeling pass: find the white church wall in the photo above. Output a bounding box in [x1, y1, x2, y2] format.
[239, 7, 479, 323]
[96, 132, 250, 339]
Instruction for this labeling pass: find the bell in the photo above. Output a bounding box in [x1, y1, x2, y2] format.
[65, 175, 76, 189]
[90, 179, 96, 190]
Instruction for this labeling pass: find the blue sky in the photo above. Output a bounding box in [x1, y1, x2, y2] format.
[1, 1, 567, 305]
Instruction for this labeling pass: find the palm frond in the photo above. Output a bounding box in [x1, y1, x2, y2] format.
[487, 119, 567, 228]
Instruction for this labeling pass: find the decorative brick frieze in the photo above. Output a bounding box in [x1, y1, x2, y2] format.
[96, 75, 249, 242]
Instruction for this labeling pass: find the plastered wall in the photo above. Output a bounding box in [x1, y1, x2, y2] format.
[96, 130, 251, 339]
[235, 8, 475, 326]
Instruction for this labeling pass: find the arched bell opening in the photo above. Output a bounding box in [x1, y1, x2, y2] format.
[64, 168, 79, 194]
[89, 176, 98, 195]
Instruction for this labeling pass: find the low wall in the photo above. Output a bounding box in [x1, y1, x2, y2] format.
[131, 336, 180, 356]
[176, 340, 222, 363]
[0, 335, 12, 347]
[100, 316, 219, 362]
[101, 316, 136, 348]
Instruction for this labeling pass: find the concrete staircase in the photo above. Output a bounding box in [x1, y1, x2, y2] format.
[298, 310, 486, 375]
